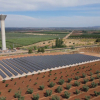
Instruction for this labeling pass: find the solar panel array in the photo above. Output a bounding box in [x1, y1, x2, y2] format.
[0, 54, 100, 79]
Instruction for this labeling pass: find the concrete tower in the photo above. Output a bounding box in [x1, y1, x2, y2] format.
[0, 14, 7, 50]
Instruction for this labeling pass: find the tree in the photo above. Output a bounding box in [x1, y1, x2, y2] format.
[34, 46, 37, 50]
[28, 49, 33, 54]
[41, 47, 45, 53]
[55, 38, 65, 48]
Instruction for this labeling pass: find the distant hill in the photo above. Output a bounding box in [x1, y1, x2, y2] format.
[0, 26, 100, 32]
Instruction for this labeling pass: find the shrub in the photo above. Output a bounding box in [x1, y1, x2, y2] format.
[45, 90, 52, 97]
[39, 85, 44, 90]
[90, 68, 92, 71]
[0, 97, 6, 100]
[5, 84, 9, 87]
[83, 66, 85, 69]
[83, 79, 89, 84]
[75, 99, 80, 100]
[75, 89, 80, 95]
[59, 79, 64, 85]
[0, 92, 1, 95]
[60, 72, 62, 74]
[14, 91, 21, 98]
[44, 45, 49, 49]
[43, 75, 45, 78]
[48, 79, 51, 82]
[82, 73, 86, 78]
[49, 82, 55, 87]
[8, 89, 12, 92]
[54, 73, 57, 75]
[49, 73, 52, 76]
[90, 76, 95, 81]
[11, 78, 13, 81]
[14, 82, 16, 85]
[27, 88, 33, 94]
[50, 70, 52, 73]
[56, 86, 62, 93]
[67, 75, 69, 76]
[71, 46, 75, 49]
[74, 68, 76, 71]
[64, 91, 70, 99]
[94, 91, 100, 96]
[2, 80, 6, 83]
[91, 82, 98, 88]
[54, 77, 57, 80]
[18, 96, 24, 100]
[27, 85, 29, 88]
[33, 94, 39, 100]
[99, 79, 100, 84]
[34, 46, 37, 50]
[66, 84, 71, 90]
[19, 77, 21, 79]
[61, 76, 63, 78]
[52, 95, 60, 100]
[90, 72, 93, 76]
[97, 74, 100, 79]
[95, 38, 100, 42]
[83, 85, 89, 92]
[68, 78, 72, 83]
[85, 96, 91, 100]
[38, 47, 45, 53]
[74, 81, 80, 86]
[37, 77, 39, 80]
[25, 75, 27, 78]
[75, 76, 80, 80]
[41, 47, 45, 53]
[38, 48, 41, 52]
[77, 71, 79, 74]
[96, 70, 100, 74]
[32, 74, 34, 76]
[28, 49, 33, 53]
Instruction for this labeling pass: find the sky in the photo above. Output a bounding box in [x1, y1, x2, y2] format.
[0, 0, 100, 27]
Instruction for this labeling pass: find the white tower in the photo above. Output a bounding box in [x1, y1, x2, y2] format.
[0, 14, 7, 50]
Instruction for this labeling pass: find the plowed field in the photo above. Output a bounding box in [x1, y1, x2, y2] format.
[0, 61, 100, 100]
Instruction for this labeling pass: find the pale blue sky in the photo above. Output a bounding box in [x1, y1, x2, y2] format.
[0, 0, 100, 27]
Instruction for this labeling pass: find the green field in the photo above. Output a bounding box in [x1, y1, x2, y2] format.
[0, 32, 69, 48]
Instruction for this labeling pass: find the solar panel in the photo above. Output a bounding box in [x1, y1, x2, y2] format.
[0, 61, 12, 77]
[1, 60, 18, 76]
[0, 54, 100, 79]
[0, 70, 7, 78]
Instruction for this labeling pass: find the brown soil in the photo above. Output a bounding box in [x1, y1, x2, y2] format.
[80, 47, 100, 54]
[0, 60, 100, 100]
[70, 30, 83, 36]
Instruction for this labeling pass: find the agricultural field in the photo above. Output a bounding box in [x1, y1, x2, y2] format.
[0, 31, 69, 49]
[0, 61, 100, 100]
[80, 47, 100, 53]
[69, 30, 100, 38]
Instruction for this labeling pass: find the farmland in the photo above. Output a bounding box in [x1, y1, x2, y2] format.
[69, 30, 100, 38]
[0, 31, 69, 48]
[80, 47, 100, 53]
[0, 61, 100, 100]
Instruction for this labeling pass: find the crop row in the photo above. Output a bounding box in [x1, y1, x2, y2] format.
[0, 61, 99, 100]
